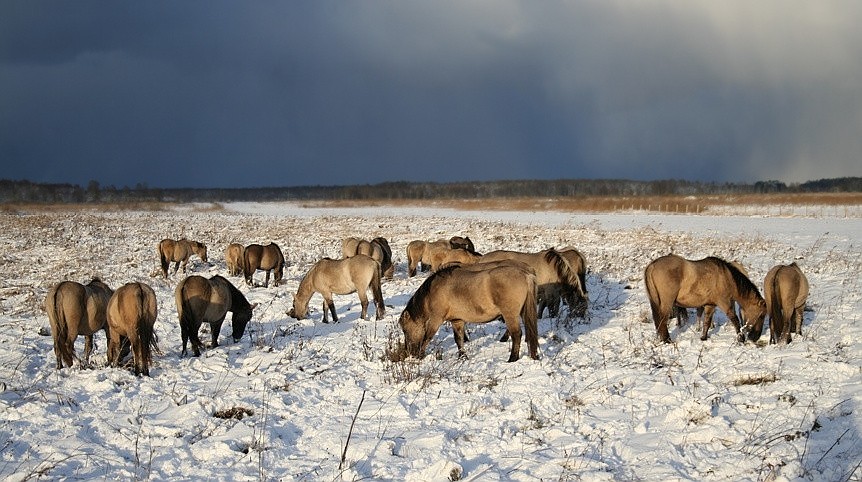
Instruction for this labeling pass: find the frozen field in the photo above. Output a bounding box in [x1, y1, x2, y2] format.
[0, 203, 860, 481]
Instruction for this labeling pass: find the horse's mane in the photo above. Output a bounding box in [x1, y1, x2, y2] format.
[211, 275, 250, 308]
[707, 257, 762, 298]
[544, 249, 578, 287]
[404, 265, 459, 319]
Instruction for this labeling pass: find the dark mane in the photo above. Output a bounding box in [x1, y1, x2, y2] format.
[404, 265, 459, 319]
[544, 249, 577, 287]
[707, 256, 762, 299]
[213, 275, 251, 310]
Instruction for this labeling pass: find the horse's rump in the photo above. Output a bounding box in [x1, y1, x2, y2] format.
[107, 282, 159, 376]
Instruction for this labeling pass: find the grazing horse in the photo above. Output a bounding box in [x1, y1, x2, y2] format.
[107, 282, 160, 376]
[176, 275, 255, 356]
[479, 248, 585, 318]
[763, 263, 809, 344]
[44, 278, 114, 368]
[406, 237, 476, 277]
[158, 238, 208, 278]
[343, 237, 395, 279]
[225, 243, 244, 276]
[243, 242, 285, 287]
[644, 254, 766, 343]
[399, 263, 539, 362]
[535, 247, 589, 318]
[672, 261, 749, 332]
[287, 255, 384, 323]
[427, 245, 481, 272]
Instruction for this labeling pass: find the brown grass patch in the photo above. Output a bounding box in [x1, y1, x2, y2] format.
[213, 406, 254, 420]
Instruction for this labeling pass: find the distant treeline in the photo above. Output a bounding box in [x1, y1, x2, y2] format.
[1, 177, 860, 204]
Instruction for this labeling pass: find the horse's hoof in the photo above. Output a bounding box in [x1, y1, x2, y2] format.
[507, 355, 520, 363]
[700, 335, 708, 341]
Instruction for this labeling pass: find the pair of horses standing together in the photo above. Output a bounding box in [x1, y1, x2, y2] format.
[644, 254, 809, 344]
[46, 279, 159, 376]
[160, 238, 284, 288]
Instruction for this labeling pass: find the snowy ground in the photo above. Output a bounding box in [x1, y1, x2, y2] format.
[0, 203, 860, 481]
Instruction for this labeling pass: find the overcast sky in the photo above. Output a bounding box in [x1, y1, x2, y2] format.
[1, 2, 860, 188]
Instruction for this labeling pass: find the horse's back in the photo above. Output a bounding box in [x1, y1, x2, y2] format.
[110, 282, 157, 329]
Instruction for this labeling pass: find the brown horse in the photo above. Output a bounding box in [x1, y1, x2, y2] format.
[406, 237, 476, 276]
[535, 247, 589, 318]
[44, 278, 114, 368]
[480, 248, 585, 319]
[107, 282, 160, 376]
[287, 254, 384, 323]
[158, 238, 208, 278]
[644, 254, 766, 343]
[428, 246, 481, 272]
[399, 263, 539, 362]
[176, 275, 255, 356]
[672, 261, 749, 332]
[343, 237, 394, 279]
[763, 263, 809, 344]
[225, 243, 244, 276]
[243, 242, 285, 287]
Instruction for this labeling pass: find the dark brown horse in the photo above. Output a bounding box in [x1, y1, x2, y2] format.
[158, 238, 208, 278]
[243, 242, 285, 287]
[287, 255, 384, 323]
[763, 263, 809, 344]
[44, 278, 114, 368]
[107, 282, 160, 376]
[399, 263, 539, 362]
[644, 254, 766, 343]
[176, 275, 255, 356]
[225, 243, 244, 276]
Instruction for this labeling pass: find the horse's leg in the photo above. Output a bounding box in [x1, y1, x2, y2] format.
[794, 303, 805, 335]
[699, 306, 716, 341]
[721, 300, 746, 342]
[328, 298, 338, 322]
[127, 332, 142, 376]
[451, 321, 468, 358]
[357, 290, 369, 320]
[654, 305, 672, 343]
[83, 334, 94, 367]
[173, 260, 181, 275]
[211, 319, 225, 348]
[264, 270, 271, 288]
[501, 311, 522, 362]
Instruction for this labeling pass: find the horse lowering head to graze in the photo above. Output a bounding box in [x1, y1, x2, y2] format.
[225, 243, 244, 276]
[344, 237, 395, 279]
[107, 282, 160, 377]
[44, 278, 114, 369]
[176, 275, 256, 357]
[406, 239, 454, 277]
[341, 237, 362, 259]
[538, 247, 589, 318]
[287, 255, 384, 323]
[427, 245, 481, 272]
[479, 248, 584, 319]
[644, 254, 766, 343]
[399, 263, 539, 363]
[672, 260, 749, 334]
[763, 262, 809, 344]
[243, 242, 285, 287]
[371, 237, 394, 279]
[158, 238, 208, 278]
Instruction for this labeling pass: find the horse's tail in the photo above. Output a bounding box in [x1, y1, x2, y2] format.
[46, 284, 75, 368]
[176, 279, 195, 343]
[158, 241, 170, 277]
[644, 263, 662, 324]
[769, 269, 786, 341]
[521, 273, 539, 359]
[371, 260, 385, 319]
[136, 284, 160, 372]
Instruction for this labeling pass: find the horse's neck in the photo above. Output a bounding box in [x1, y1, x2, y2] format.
[295, 274, 315, 307]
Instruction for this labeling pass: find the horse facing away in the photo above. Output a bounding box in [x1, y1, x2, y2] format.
[158, 238, 208, 278]
[45, 278, 114, 368]
[399, 263, 539, 362]
[287, 254, 384, 323]
[764, 263, 809, 344]
[406, 237, 476, 277]
[644, 254, 766, 343]
[343, 237, 395, 279]
[243, 242, 285, 287]
[107, 282, 160, 376]
[176, 275, 255, 356]
[225, 243, 244, 276]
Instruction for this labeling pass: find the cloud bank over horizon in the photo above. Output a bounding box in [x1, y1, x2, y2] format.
[1, 1, 860, 188]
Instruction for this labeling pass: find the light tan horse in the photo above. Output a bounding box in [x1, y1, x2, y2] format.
[343, 237, 394, 279]
[672, 261, 749, 332]
[479, 248, 585, 318]
[763, 263, 809, 344]
[399, 263, 539, 362]
[644, 254, 766, 343]
[243, 242, 285, 287]
[428, 245, 481, 272]
[176, 275, 255, 356]
[158, 238, 208, 278]
[44, 278, 114, 368]
[225, 243, 244, 276]
[406, 237, 476, 277]
[287, 254, 384, 323]
[535, 247, 589, 318]
[107, 282, 160, 376]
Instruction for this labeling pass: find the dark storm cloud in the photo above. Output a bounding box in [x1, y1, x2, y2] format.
[1, 1, 860, 188]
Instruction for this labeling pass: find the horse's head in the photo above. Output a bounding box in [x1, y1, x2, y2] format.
[398, 310, 426, 358]
[286, 294, 306, 320]
[197, 243, 209, 263]
[231, 302, 256, 342]
[738, 297, 768, 343]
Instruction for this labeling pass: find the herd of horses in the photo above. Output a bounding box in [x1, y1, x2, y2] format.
[45, 232, 810, 376]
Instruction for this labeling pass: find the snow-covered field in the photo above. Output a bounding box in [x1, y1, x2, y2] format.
[0, 203, 860, 481]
